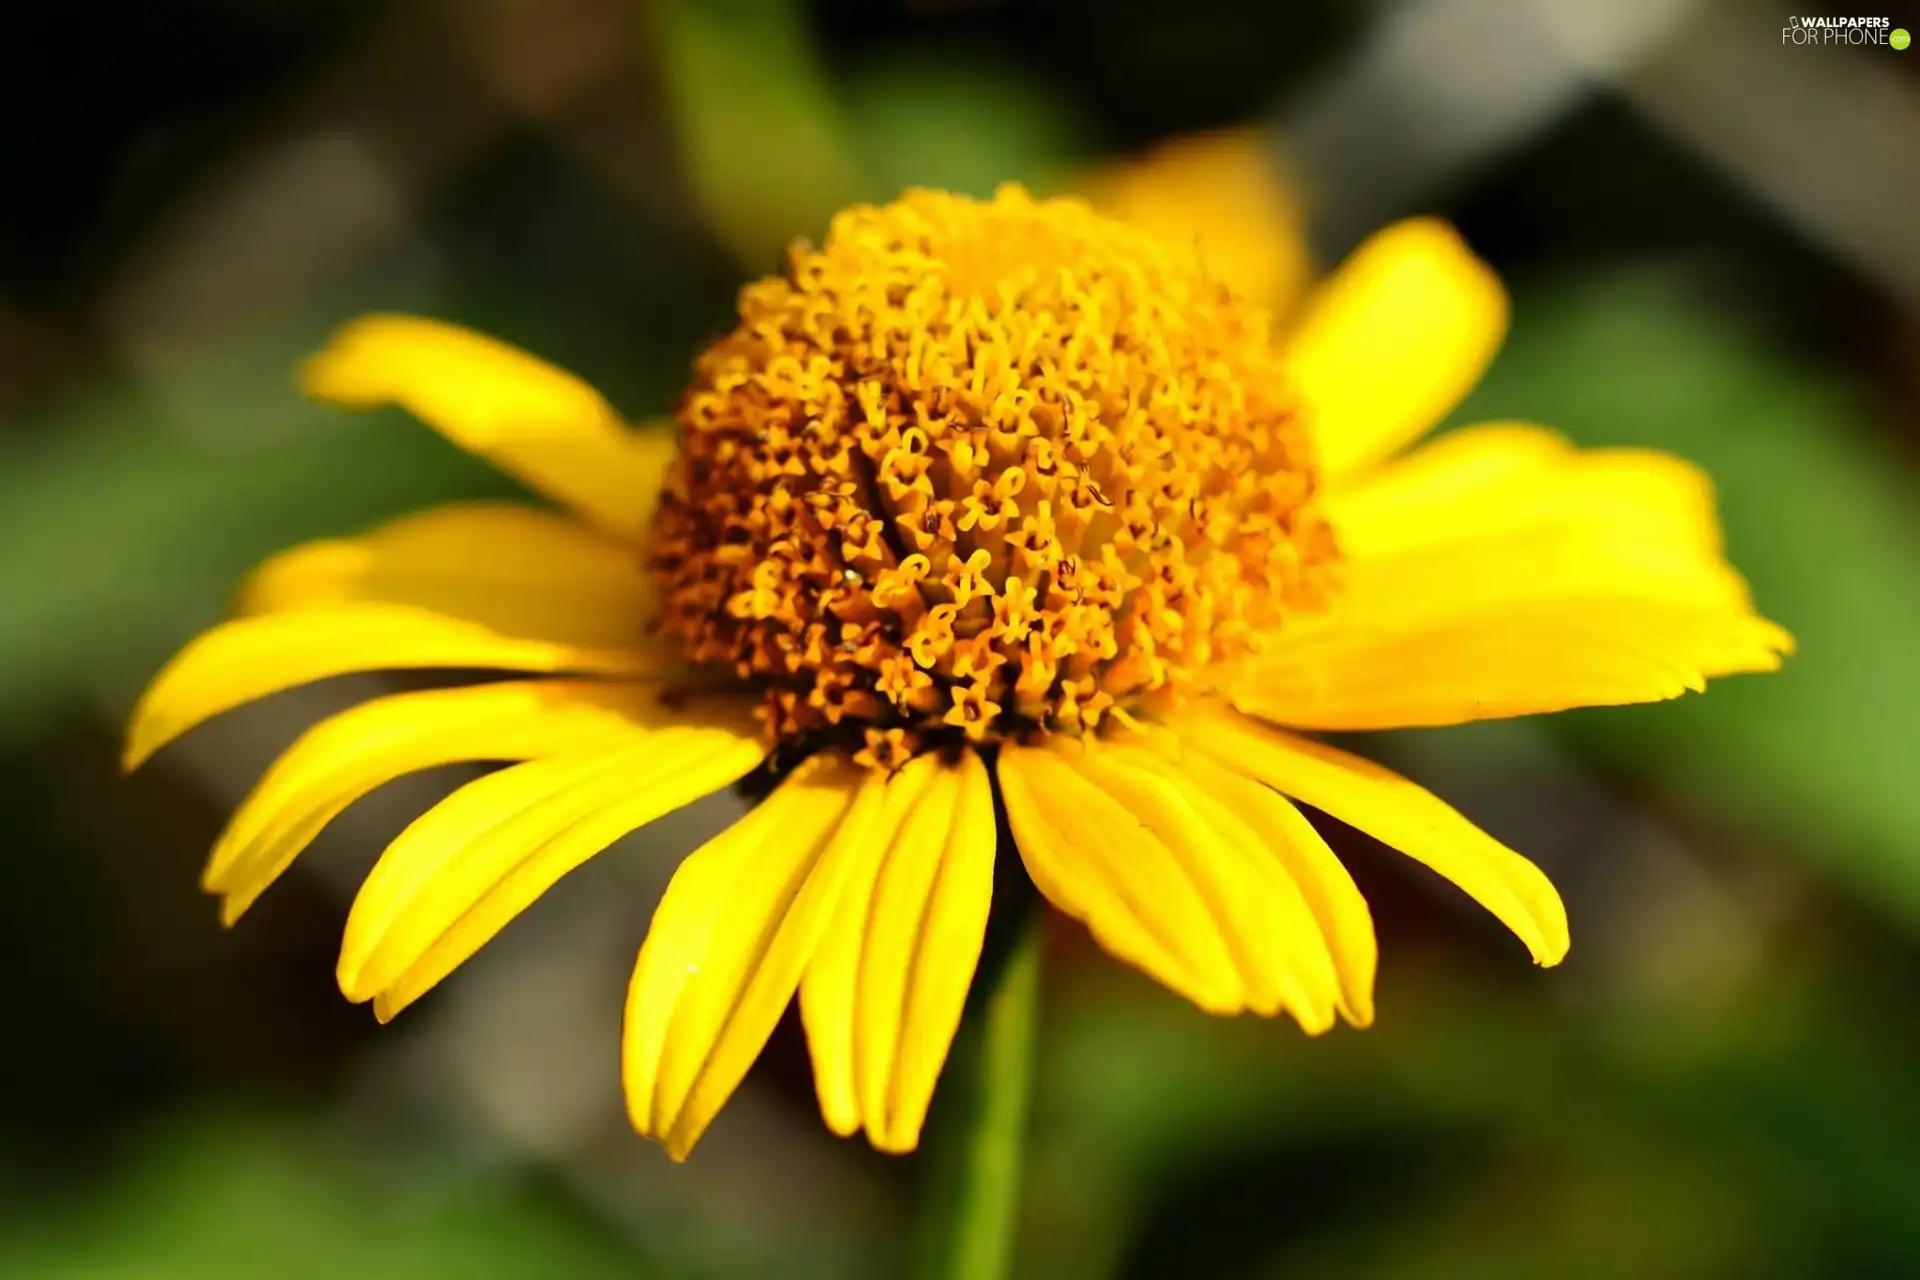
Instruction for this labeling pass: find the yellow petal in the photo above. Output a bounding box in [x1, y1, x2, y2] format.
[238, 502, 661, 649]
[997, 741, 1244, 1015]
[1080, 743, 1340, 1032]
[861, 752, 997, 1153]
[1320, 529, 1759, 628]
[625, 755, 883, 1161]
[1322, 423, 1726, 562]
[340, 716, 766, 1017]
[799, 756, 944, 1139]
[798, 751, 997, 1154]
[1253, 429, 1792, 730]
[123, 605, 662, 770]
[1081, 129, 1311, 316]
[1173, 704, 1569, 966]
[1241, 520, 1791, 730]
[1146, 736, 1378, 1026]
[1320, 423, 1575, 555]
[1283, 219, 1508, 481]
[341, 749, 626, 1002]
[209, 680, 667, 923]
[301, 315, 676, 541]
[1238, 606, 1789, 730]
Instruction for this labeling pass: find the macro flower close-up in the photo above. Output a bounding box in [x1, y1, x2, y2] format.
[123, 183, 1789, 1164]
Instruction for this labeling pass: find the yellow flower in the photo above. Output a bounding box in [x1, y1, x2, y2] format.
[125, 186, 1789, 1162]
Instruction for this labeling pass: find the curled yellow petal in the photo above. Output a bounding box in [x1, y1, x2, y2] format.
[625, 755, 882, 1161]
[209, 680, 666, 924]
[1081, 744, 1340, 1033]
[1284, 219, 1508, 481]
[301, 315, 676, 542]
[997, 741, 1243, 1015]
[239, 501, 660, 649]
[798, 751, 997, 1154]
[123, 605, 662, 771]
[1145, 734, 1378, 1026]
[340, 715, 766, 1018]
[1175, 704, 1569, 967]
[799, 757, 943, 1139]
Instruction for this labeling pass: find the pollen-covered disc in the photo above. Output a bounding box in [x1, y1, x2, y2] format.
[651, 185, 1337, 763]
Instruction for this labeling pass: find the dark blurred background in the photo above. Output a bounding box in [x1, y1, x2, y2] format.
[3, 1, 1919, 1276]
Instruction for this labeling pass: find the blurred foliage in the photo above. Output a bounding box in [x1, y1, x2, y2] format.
[0, 380, 512, 742]
[647, 0, 1090, 268]
[844, 54, 1090, 202]
[0, 1114, 649, 1279]
[646, 0, 869, 271]
[1455, 269, 1920, 928]
[1025, 930, 1920, 1278]
[0, 137, 727, 743]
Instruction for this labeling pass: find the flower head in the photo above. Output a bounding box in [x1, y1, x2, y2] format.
[654, 188, 1334, 757]
[125, 184, 1790, 1161]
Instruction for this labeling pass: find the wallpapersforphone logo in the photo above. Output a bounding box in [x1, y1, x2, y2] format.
[1782, 15, 1905, 45]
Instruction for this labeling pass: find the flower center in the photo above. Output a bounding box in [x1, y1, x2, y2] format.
[651, 185, 1336, 766]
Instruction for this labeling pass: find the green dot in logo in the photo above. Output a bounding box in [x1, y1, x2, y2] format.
[1894, 27, 1912, 50]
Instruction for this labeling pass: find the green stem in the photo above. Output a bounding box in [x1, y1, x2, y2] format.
[909, 903, 1044, 1280]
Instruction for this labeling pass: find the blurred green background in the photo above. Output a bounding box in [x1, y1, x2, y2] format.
[3, 0, 1919, 1275]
